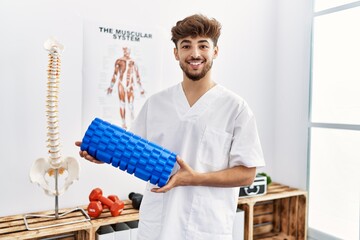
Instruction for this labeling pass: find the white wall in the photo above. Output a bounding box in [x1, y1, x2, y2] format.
[274, 0, 313, 190]
[0, 0, 312, 217]
[0, 0, 84, 217]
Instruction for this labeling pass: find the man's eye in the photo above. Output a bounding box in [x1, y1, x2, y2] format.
[200, 45, 209, 49]
[181, 45, 190, 49]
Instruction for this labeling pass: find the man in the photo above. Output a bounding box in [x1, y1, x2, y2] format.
[76, 14, 265, 240]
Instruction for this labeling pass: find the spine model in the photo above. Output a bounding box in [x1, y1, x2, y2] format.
[30, 38, 80, 196]
[46, 40, 62, 170]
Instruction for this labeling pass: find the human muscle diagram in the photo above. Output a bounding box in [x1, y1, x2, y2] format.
[82, 22, 163, 132]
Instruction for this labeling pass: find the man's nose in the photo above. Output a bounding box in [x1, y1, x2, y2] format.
[190, 48, 200, 58]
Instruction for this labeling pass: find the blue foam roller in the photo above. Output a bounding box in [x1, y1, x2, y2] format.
[96, 150, 112, 164]
[127, 164, 136, 174]
[135, 168, 151, 181]
[80, 142, 89, 151]
[112, 157, 121, 167]
[88, 146, 97, 156]
[119, 161, 128, 171]
[150, 175, 160, 185]
[158, 178, 168, 188]
[81, 118, 177, 187]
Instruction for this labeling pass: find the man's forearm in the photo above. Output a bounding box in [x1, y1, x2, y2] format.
[151, 157, 257, 193]
[193, 165, 256, 187]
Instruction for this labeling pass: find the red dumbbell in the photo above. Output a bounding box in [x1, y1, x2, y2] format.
[108, 195, 125, 215]
[89, 188, 123, 217]
[87, 200, 103, 218]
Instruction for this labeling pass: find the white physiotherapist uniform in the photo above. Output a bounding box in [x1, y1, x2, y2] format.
[130, 83, 265, 240]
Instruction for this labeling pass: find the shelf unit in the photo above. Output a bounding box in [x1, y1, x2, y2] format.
[238, 182, 307, 240]
[0, 183, 306, 240]
[0, 200, 138, 240]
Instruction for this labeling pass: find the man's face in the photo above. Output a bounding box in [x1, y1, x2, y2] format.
[174, 36, 218, 81]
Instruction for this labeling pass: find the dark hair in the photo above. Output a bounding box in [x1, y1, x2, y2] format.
[171, 14, 222, 47]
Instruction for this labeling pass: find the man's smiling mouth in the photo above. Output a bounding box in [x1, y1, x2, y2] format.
[188, 60, 204, 66]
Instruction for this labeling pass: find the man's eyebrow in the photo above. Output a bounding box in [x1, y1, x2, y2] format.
[179, 39, 191, 45]
[179, 39, 210, 45]
[198, 40, 210, 44]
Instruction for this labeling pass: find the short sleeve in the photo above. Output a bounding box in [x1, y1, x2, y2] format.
[229, 102, 265, 168]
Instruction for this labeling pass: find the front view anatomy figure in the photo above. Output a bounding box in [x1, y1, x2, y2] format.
[76, 14, 265, 240]
[107, 47, 144, 129]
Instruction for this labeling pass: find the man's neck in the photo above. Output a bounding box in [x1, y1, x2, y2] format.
[181, 77, 216, 107]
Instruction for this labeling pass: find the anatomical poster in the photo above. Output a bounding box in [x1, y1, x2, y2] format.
[82, 21, 164, 131]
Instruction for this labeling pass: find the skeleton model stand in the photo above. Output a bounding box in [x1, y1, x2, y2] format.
[24, 38, 90, 230]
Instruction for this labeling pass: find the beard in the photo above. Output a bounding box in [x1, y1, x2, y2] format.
[180, 59, 213, 81]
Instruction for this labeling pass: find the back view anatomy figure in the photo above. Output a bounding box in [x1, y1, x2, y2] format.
[107, 47, 145, 129]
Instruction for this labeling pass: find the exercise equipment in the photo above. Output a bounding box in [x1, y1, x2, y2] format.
[87, 194, 125, 218]
[89, 188, 124, 217]
[108, 195, 125, 208]
[108, 195, 125, 214]
[87, 201, 103, 218]
[128, 192, 143, 210]
[81, 118, 177, 187]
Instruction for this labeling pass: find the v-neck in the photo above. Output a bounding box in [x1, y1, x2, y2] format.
[173, 83, 221, 120]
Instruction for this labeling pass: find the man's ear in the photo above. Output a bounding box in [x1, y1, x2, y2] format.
[174, 48, 179, 60]
[213, 46, 219, 59]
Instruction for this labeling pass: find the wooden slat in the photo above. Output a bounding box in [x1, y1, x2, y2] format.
[0, 223, 90, 240]
[272, 199, 281, 234]
[238, 183, 307, 205]
[289, 196, 299, 237]
[254, 232, 296, 240]
[76, 230, 89, 240]
[254, 231, 277, 240]
[254, 201, 273, 215]
[280, 198, 290, 235]
[268, 184, 289, 192]
[239, 202, 254, 240]
[297, 195, 307, 240]
[33, 232, 77, 240]
[91, 213, 139, 230]
[253, 213, 273, 225]
[253, 223, 273, 236]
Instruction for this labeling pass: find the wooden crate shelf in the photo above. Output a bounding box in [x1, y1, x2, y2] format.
[238, 182, 307, 240]
[0, 200, 138, 240]
[0, 183, 306, 240]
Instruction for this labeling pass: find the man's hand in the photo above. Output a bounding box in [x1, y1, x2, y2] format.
[151, 156, 199, 193]
[75, 141, 104, 164]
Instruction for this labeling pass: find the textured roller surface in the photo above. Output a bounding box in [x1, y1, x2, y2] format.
[81, 118, 177, 187]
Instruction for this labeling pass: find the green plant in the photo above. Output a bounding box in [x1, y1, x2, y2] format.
[257, 172, 272, 185]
